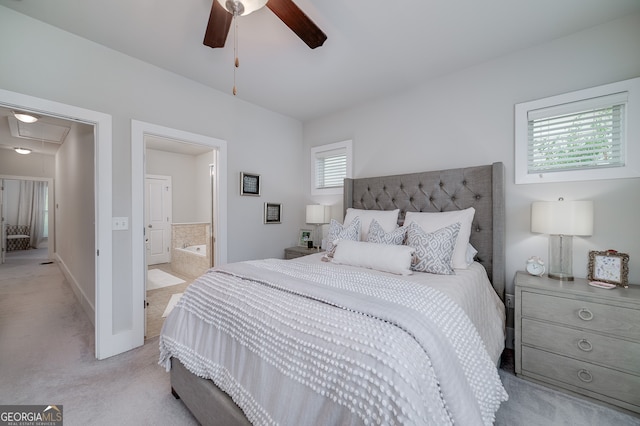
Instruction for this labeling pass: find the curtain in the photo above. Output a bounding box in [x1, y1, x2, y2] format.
[17, 181, 47, 248]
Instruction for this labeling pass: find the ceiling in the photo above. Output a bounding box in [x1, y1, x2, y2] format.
[0, 107, 73, 156]
[2, 0, 640, 122]
[0, 106, 211, 156]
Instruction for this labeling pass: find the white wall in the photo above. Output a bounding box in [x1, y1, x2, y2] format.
[303, 13, 640, 293]
[2, 180, 20, 225]
[0, 6, 305, 336]
[146, 149, 199, 224]
[196, 151, 215, 225]
[145, 148, 218, 224]
[0, 151, 55, 178]
[55, 122, 96, 323]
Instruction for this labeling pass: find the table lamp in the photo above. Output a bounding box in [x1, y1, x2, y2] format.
[531, 198, 593, 281]
[305, 204, 330, 251]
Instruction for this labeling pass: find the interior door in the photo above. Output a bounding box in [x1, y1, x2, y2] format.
[145, 175, 172, 265]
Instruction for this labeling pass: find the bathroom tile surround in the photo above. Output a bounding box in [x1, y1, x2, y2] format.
[171, 223, 212, 278]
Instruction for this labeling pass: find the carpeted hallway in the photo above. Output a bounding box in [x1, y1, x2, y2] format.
[0, 255, 197, 426]
[1, 254, 638, 425]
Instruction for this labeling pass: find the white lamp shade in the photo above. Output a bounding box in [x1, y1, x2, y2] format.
[216, 0, 268, 16]
[306, 205, 330, 225]
[531, 200, 593, 236]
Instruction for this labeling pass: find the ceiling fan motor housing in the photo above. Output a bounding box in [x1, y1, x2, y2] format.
[206, 0, 327, 50]
[218, 0, 268, 16]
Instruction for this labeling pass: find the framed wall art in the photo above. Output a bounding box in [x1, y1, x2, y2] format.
[588, 250, 630, 288]
[264, 202, 282, 224]
[240, 172, 260, 196]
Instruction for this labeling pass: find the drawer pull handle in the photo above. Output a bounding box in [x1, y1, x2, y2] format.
[577, 369, 593, 383]
[578, 308, 593, 321]
[577, 339, 593, 352]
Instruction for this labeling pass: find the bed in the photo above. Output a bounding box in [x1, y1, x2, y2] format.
[160, 162, 507, 425]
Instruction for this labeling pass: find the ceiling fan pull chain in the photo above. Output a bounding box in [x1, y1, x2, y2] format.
[233, 12, 239, 96]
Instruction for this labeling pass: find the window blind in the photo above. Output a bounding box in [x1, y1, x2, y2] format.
[527, 93, 627, 173]
[315, 148, 346, 189]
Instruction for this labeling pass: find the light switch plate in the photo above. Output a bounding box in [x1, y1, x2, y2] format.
[112, 217, 129, 231]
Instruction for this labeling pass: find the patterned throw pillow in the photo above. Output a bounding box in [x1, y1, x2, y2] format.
[367, 219, 406, 245]
[326, 217, 361, 253]
[406, 221, 461, 275]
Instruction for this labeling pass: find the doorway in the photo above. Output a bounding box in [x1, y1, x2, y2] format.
[0, 177, 54, 265]
[131, 120, 229, 343]
[0, 88, 118, 360]
[143, 143, 214, 339]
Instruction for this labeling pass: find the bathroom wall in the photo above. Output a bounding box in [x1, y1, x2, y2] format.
[171, 223, 210, 277]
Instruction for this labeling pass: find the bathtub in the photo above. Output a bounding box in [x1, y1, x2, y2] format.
[176, 244, 207, 257]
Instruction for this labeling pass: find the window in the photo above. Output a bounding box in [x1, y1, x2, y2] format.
[515, 77, 640, 184]
[311, 140, 352, 195]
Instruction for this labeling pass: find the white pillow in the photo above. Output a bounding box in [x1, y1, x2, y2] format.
[343, 208, 399, 242]
[404, 208, 475, 269]
[332, 240, 415, 275]
[466, 243, 478, 266]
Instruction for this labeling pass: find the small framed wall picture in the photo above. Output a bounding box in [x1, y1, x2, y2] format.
[299, 229, 312, 247]
[264, 202, 282, 224]
[588, 250, 630, 288]
[240, 172, 260, 196]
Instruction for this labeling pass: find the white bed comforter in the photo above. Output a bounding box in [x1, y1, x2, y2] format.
[159, 259, 508, 425]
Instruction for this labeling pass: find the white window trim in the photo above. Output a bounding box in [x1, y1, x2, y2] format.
[311, 140, 353, 196]
[515, 77, 640, 184]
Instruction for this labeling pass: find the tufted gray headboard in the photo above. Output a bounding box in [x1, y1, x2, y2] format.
[344, 162, 505, 300]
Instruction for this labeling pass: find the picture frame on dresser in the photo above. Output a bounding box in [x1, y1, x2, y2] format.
[588, 250, 630, 288]
[298, 229, 312, 247]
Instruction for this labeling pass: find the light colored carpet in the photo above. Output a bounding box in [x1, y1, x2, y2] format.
[162, 293, 183, 318]
[0, 258, 197, 426]
[1, 257, 638, 425]
[147, 269, 185, 290]
[496, 370, 639, 425]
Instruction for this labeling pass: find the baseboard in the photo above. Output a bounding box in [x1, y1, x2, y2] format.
[56, 253, 95, 326]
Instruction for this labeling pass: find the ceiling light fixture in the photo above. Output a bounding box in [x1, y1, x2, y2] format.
[216, 0, 267, 16]
[12, 111, 40, 123]
[14, 147, 32, 155]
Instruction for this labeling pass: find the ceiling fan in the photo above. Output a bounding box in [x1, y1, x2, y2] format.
[204, 0, 327, 50]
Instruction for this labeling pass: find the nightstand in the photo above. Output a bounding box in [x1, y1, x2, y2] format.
[284, 246, 322, 260]
[515, 271, 640, 414]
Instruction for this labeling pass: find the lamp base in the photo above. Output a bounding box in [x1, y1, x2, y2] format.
[548, 272, 574, 281]
[548, 234, 574, 282]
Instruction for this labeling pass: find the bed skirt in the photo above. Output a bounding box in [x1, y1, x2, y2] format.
[171, 357, 251, 426]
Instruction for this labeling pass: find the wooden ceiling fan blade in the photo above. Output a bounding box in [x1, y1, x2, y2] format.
[266, 0, 327, 49]
[203, 1, 233, 48]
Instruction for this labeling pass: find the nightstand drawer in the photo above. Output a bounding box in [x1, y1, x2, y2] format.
[522, 318, 640, 375]
[284, 246, 322, 259]
[522, 291, 640, 340]
[522, 346, 640, 408]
